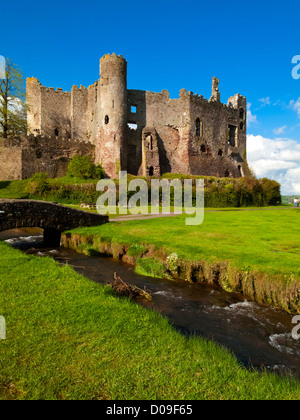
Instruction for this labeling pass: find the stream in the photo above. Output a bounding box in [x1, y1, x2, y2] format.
[2, 228, 300, 378]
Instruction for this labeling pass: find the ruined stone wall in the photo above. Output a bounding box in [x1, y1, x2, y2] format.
[188, 93, 247, 177]
[71, 85, 88, 142]
[87, 82, 99, 145]
[26, 78, 41, 136]
[27, 78, 90, 142]
[126, 86, 247, 178]
[40, 87, 71, 138]
[0, 136, 95, 181]
[0, 139, 23, 180]
[127, 88, 191, 176]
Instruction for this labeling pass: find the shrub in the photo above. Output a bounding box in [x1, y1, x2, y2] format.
[260, 178, 282, 206]
[67, 155, 105, 180]
[26, 173, 50, 196]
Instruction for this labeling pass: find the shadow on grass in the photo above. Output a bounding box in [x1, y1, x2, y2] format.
[0, 181, 11, 190]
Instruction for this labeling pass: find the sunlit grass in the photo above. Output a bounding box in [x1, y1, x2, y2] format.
[72, 209, 300, 278]
[0, 241, 300, 400]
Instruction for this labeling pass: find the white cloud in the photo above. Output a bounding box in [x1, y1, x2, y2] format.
[0, 96, 23, 112]
[272, 99, 281, 106]
[273, 125, 287, 135]
[289, 98, 300, 118]
[247, 103, 257, 126]
[247, 134, 300, 195]
[258, 97, 271, 106]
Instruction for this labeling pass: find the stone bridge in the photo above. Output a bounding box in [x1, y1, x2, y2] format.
[0, 199, 109, 246]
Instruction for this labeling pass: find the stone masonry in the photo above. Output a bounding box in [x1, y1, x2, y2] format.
[0, 199, 108, 246]
[25, 53, 247, 179]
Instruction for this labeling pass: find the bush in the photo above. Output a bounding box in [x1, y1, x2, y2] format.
[26, 173, 50, 196]
[67, 155, 105, 180]
[19, 171, 282, 209]
[260, 178, 282, 206]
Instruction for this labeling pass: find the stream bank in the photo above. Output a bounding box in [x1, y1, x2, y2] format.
[61, 232, 300, 315]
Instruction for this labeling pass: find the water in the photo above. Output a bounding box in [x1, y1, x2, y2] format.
[2, 228, 300, 377]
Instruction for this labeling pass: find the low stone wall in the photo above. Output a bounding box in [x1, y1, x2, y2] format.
[0, 136, 95, 181]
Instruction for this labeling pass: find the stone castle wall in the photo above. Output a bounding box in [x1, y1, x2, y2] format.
[0, 136, 95, 181]
[23, 53, 248, 180]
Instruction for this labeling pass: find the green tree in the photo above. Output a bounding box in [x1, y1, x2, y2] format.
[0, 58, 27, 138]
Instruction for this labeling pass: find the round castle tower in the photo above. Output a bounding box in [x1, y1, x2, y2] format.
[96, 53, 128, 177]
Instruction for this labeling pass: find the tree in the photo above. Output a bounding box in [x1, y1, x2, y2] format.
[0, 58, 27, 138]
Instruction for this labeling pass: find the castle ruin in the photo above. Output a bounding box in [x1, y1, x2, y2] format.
[0, 53, 247, 180]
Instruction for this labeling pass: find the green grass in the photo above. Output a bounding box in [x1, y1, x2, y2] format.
[71, 209, 300, 279]
[135, 257, 166, 278]
[0, 180, 29, 199]
[0, 241, 300, 400]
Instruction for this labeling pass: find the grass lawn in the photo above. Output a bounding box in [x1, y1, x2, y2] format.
[71, 208, 300, 279]
[0, 241, 300, 400]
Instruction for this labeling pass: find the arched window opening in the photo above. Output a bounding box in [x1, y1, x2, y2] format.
[54, 129, 59, 137]
[105, 115, 109, 125]
[218, 149, 223, 157]
[239, 108, 245, 119]
[149, 166, 154, 176]
[201, 144, 206, 153]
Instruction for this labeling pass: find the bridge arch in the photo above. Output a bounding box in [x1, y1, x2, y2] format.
[0, 200, 109, 247]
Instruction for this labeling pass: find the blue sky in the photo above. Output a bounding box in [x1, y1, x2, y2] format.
[1, 0, 300, 193]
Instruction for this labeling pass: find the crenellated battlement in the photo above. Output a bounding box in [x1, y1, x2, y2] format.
[26, 53, 247, 179]
[37, 84, 70, 94]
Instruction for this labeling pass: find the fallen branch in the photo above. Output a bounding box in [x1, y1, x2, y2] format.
[109, 273, 152, 301]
